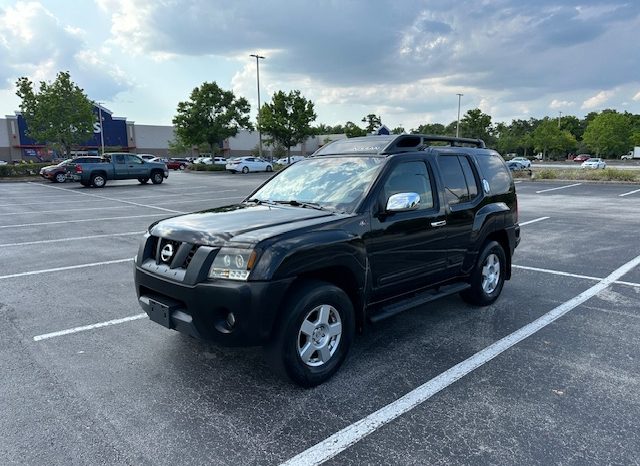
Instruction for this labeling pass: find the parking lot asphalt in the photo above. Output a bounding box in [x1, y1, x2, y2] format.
[1, 173, 639, 465]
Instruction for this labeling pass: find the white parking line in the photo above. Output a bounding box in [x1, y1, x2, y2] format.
[29, 182, 185, 214]
[519, 216, 550, 226]
[619, 188, 640, 197]
[0, 231, 144, 248]
[33, 313, 147, 341]
[0, 258, 132, 280]
[513, 264, 640, 288]
[0, 189, 239, 207]
[535, 183, 582, 194]
[0, 213, 166, 229]
[280, 254, 640, 466]
[2, 205, 132, 215]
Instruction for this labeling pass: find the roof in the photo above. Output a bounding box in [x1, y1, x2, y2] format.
[312, 134, 486, 157]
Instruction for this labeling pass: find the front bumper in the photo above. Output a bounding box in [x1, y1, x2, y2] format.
[135, 265, 293, 346]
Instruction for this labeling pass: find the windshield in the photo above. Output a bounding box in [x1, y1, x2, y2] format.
[250, 157, 384, 213]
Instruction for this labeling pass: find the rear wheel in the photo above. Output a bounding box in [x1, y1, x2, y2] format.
[179, 164, 186, 170]
[460, 240, 506, 306]
[91, 174, 106, 188]
[151, 171, 164, 184]
[265, 280, 355, 387]
[266, 165, 273, 172]
[138, 177, 149, 184]
[54, 172, 66, 183]
[242, 166, 249, 174]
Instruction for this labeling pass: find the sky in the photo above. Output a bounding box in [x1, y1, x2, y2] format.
[1, 0, 639, 131]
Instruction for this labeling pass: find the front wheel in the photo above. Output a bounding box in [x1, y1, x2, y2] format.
[265, 280, 355, 387]
[460, 240, 506, 306]
[265, 165, 273, 172]
[54, 172, 67, 183]
[151, 171, 164, 184]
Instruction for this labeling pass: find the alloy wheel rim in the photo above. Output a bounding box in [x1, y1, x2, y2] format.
[481, 253, 500, 294]
[297, 304, 342, 367]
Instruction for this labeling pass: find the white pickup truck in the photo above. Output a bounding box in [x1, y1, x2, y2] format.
[621, 147, 640, 160]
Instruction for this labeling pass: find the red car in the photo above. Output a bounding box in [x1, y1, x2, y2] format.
[166, 158, 190, 170]
[573, 154, 591, 163]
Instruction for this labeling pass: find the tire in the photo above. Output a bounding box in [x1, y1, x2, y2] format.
[151, 171, 164, 184]
[91, 173, 106, 188]
[54, 172, 66, 183]
[266, 165, 273, 172]
[138, 177, 149, 184]
[242, 166, 249, 174]
[179, 164, 186, 170]
[265, 280, 355, 387]
[460, 240, 506, 306]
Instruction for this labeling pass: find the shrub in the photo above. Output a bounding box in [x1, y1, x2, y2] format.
[530, 167, 640, 182]
[187, 163, 226, 172]
[0, 162, 51, 177]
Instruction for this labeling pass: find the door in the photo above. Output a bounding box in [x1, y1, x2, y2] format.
[125, 154, 147, 177]
[436, 154, 480, 273]
[365, 159, 449, 299]
[113, 154, 128, 179]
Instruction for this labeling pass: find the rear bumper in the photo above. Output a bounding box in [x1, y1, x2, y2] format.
[135, 265, 293, 346]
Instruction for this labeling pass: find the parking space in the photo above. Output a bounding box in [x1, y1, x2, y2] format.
[1, 175, 639, 464]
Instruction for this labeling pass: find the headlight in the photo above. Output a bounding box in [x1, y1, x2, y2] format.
[209, 247, 257, 281]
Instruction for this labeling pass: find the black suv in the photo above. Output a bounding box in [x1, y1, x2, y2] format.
[134, 134, 520, 386]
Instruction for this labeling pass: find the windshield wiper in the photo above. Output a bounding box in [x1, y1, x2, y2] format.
[273, 200, 329, 211]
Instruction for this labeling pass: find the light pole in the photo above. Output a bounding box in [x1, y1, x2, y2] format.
[558, 111, 563, 128]
[96, 102, 105, 155]
[250, 53, 265, 158]
[456, 93, 463, 138]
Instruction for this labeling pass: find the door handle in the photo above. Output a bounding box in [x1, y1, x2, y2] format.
[431, 220, 447, 227]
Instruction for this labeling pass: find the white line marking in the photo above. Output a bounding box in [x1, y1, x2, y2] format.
[33, 313, 147, 341]
[0, 258, 132, 280]
[0, 231, 144, 248]
[280, 254, 640, 466]
[2, 205, 132, 215]
[535, 183, 582, 194]
[0, 213, 166, 229]
[513, 264, 640, 288]
[619, 188, 640, 197]
[28, 182, 184, 214]
[519, 216, 550, 226]
[0, 189, 239, 207]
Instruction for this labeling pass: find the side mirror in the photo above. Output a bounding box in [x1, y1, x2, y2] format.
[386, 192, 420, 212]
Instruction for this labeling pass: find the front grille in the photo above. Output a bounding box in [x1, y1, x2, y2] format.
[157, 238, 181, 265]
[152, 236, 200, 269]
[183, 245, 200, 269]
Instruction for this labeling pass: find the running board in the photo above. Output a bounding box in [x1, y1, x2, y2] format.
[369, 282, 471, 323]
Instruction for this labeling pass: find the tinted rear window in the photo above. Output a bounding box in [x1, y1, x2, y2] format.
[475, 154, 511, 194]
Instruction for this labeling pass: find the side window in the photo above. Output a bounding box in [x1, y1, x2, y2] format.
[115, 155, 125, 164]
[382, 161, 434, 210]
[438, 155, 469, 205]
[475, 154, 511, 194]
[459, 156, 479, 199]
[126, 155, 143, 164]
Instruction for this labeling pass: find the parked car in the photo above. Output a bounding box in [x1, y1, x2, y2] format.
[509, 157, 531, 168]
[74, 152, 169, 187]
[194, 157, 212, 165]
[166, 158, 190, 170]
[226, 156, 273, 173]
[40, 157, 103, 183]
[506, 161, 530, 173]
[135, 133, 519, 386]
[573, 154, 591, 163]
[275, 155, 306, 165]
[212, 157, 227, 165]
[581, 158, 606, 169]
[0, 160, 8, 165]
[138, 154, 157, 161]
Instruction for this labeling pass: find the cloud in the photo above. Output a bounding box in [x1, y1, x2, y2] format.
[0, 1, 133, 100]
[549, 99, 575, 109]
[581, 90, 615, 109]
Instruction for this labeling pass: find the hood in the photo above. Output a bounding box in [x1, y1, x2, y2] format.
[149, 203, 339, 246]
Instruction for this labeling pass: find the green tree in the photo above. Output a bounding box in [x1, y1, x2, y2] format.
[15, 71, 94, 157]
[173, 82, 252, 155]
[532, 118, 577, 159]
[344, 121, 367, 138]
[411, 123, 446, 135]
[257, 90, 316, 162]
[459, 108, 494, 144]
[361, 114, 382, 132]
[391, 126, 405, 134]
[583, 111, 633, 157]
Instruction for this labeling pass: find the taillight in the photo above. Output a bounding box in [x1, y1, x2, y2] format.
[75, 164, 82, 173]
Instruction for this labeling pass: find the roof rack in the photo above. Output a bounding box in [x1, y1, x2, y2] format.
[379, 134, 485, 154]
